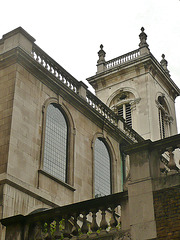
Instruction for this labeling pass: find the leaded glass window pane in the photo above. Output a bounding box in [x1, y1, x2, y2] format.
[43, 103, 68, 182]
[94, 138, 111, 198]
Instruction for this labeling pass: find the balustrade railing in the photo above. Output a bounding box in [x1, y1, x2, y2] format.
[105, 49, 140, 70]
[123, 134, 180, 174]
[1, 191, 130, 240]
[32, 44, 79, 93]
[123, 121, 143, 143]
[149, 134, 180, 173]
[86, 91, 118, 126]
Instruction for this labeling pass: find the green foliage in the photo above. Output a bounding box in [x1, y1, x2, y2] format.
[42, 219, 65, 240]
[36, 216, 121, 239]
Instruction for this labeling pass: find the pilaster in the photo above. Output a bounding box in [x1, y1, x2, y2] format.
[123, 140, 159, 240]
[77, 81, 88, 99]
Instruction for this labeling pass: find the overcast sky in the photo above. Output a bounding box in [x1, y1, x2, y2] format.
[1, 0, 180, 132]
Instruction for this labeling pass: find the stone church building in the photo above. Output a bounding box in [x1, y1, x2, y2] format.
[0, 27, 179, 239]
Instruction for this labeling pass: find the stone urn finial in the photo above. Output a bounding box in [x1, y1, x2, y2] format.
[160, 54, 170, 77]
[97, 44, 106, 64]
[139, 27, 149, 49]
[96, 44, 106, 73]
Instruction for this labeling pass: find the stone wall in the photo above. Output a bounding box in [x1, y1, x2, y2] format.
[0, 64, 16, 174]
[153, 185, 180, 239]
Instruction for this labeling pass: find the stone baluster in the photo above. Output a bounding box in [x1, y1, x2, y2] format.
[104, 109, 107, 118]
[88, 97, 91, 105]
[40, 55, 44, 66]
[65, 78, 69, 87]
[45, 59, 49, 70]
[62, 76, 65, 84]
[33, 221, 44, 240]
[68, 80, 72, 89]
[53, 67, 57, 77]
[81, 212, 89, 234]
[73, 83, 76, 92]
[90, 210, 99, 232]
[102, 107, 105, 116]
[167, 147, 177, 171]
[36, 54, 40, 62]
[23, 223, 30, 240]
[45, 219, 53, 239]
[70, 80, 74, 90]
[109, 207, 118, 228]
[71, 214, 79, 236]
[50, 64, 54, 74]
[53, 218, 62, 239]
[100, 209, 108, 230]
[94, 101, 97, 111]
[58, 72, 62, 80]
[32, 50, 35, 58]
[63, 215, 71, 238]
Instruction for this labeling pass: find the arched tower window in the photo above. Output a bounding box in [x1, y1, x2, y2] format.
[43, 103, 68, 182]
[158, 96, 171, 139]
[94, 138, 111, 198]
[109, 91, 135, 128]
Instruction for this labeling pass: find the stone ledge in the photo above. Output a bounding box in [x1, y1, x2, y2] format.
[0, 173, 59, 208]
[38, 169, 76, 192]
[152, 173, 180, 191]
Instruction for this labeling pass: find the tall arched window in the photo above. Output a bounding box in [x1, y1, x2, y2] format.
[94, 138, 111, 198]
[43, 103, 68, 182]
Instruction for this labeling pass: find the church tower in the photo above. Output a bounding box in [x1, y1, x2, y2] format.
[87, 28, 180, 141]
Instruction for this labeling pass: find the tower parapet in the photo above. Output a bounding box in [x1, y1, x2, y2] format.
[95, 28, 151, 74]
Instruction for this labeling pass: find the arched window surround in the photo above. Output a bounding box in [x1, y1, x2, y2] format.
[156, 93, 173, 139]
[91, 133, 117, 198]
[106, 87, 140, 106]
[40, 97, 75, 188]
[107, 88, 141, 129]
